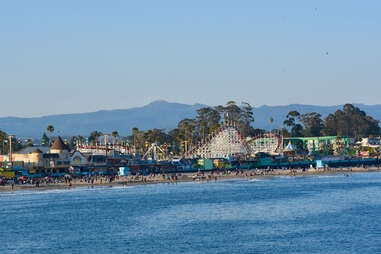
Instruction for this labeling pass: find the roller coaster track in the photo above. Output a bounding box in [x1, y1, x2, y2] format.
[184, 122, 250, 159]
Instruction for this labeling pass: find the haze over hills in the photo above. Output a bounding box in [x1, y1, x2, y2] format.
[0, 101, 205, 138]
[0, 100, 380, 138]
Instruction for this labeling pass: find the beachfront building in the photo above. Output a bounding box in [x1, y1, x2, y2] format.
[0, 136, 70, 170]
[70, 151, 113, 167]
[70, 151, 89, 167]
[48, 137, 70, 168]
[1, 148, 47, 168]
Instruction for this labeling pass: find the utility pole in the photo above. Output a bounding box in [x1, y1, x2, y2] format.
[9, 135, 14, 169]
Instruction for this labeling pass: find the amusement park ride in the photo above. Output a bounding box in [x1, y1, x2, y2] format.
[184, 122, 285, 159]
[247, 132, 283, 155]
[185, 122, 250, 159]
[143, 143, 166, 160]
[184, 122, 349, 159]
[75, 125, 349, 161]
[75, 134, 130, 157]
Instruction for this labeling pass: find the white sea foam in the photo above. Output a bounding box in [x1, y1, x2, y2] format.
[315, 175, 347, 178]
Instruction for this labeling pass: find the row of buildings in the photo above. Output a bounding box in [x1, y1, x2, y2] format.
[1, 134, 380, 174]
[0, 137, 127, 171]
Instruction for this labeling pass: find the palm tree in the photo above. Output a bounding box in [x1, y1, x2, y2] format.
[89, 131, 103, 145]
[131, 127, 139, 152]
[69, 135, 86, 149]
[46, 125, 54, 145]
[112, 130, 119, 144]
[269, 117, 274, 133]
[26, 139, 34, 147]
[46, 125, 54, 133]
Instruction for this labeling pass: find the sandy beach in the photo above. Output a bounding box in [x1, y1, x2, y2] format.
[1, 167, 379, 193]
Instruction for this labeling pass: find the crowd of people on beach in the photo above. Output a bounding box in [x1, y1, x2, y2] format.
[0, 174, 119, 190]
[0, 165, 375, 192]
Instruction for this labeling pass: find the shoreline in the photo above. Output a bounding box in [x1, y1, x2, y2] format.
[1, 167, 380, 193]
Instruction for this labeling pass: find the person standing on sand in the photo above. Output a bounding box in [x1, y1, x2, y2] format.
[10, 178, 15, 191]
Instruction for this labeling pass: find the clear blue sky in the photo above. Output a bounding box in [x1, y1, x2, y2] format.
[1, 0, 380, 117]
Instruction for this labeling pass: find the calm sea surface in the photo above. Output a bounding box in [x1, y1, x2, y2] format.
[1, 173, 381, 254]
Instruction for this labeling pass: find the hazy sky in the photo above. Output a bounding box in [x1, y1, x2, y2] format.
[1, 1, 380, 117]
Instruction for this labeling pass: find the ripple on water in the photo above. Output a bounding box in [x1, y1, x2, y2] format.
[1, 173, 381, 254]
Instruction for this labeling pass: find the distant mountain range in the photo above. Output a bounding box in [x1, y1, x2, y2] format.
[1, 100, 380, 138]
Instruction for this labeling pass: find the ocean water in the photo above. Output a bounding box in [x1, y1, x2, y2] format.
[1, 173, 381, 254]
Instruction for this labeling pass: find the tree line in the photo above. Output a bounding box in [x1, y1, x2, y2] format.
[282, 104, 380, 138]
[59, 101, 258, 155]
[119, 101, 258, 155]
[122, 103, 379, 155]
[84, 102, 379, 156]
[1, 102, 380, 156]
